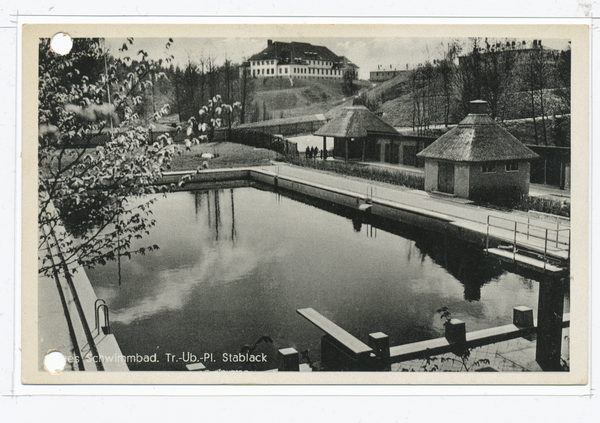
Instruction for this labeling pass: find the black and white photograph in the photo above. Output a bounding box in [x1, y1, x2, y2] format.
[23, 24, 588, 384]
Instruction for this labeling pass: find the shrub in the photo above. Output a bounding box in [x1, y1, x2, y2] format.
[471, 185, 523, 208]
[475, 192, 570, 218]
[283, 157, 425, 190]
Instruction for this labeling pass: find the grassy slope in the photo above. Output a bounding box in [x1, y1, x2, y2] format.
[169, 142, 278, 171]
[249, 77, 369, 120]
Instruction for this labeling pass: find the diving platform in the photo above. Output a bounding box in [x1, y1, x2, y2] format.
[485, 248, 565, 274]
[484, 213, 570, 274]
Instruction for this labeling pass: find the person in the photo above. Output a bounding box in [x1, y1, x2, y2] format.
[305, 146, 311, 159]
[314, 146, 319, 159]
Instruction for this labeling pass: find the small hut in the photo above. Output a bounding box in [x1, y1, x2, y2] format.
[417, 100, 539, 200]
[314, 106, 401, 162]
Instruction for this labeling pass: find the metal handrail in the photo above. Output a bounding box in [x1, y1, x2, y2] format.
[95, 300, 111, 336]
[488, 222, 570, 249]
[486, 215, 571, 261]
[487, 215, 571, 250]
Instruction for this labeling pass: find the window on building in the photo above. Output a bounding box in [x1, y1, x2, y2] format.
[482, 163, 496, 173]
[285, 68, 288, 74]
[505, 162, 519, 172]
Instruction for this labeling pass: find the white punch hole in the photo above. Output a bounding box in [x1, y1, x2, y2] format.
[43, 350, 66, 374]
[50, 32, 73, 55]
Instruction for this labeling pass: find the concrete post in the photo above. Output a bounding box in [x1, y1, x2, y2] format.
[536, 277, 565, 370]
[369, 332, 390, 371]
[278, 347, 300, 372]
[513, 306, 534, 327]
[368, 332, 390, 359]
[445, 319, 466, 344]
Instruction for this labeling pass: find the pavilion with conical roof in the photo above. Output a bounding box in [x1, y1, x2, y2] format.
[417, 100, 539, 200]
[314, 106, 401, 162]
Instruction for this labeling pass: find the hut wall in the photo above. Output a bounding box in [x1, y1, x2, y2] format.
[455, 164, 470, 198]
[332, 137, 365, 160]
[378, 140, 386, 162]
[424, 160, 439, 192]
[468, 161, 530, 199]
[364, 136, 381, 161]
[333, 137, 344, 158]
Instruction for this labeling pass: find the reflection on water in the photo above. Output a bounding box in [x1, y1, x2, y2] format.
[86, 186, 546, 371]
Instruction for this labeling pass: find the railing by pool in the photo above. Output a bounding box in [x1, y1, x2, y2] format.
[485, 215, 570, 273]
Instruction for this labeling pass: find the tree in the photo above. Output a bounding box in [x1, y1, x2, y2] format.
[555, 44, 571, 114]
[182, 94, 240, 144]
[436, 55, 456, 127]
[38, 37, 175, 281]
[342, 68, 357, 96]
[237, 62, 254, 124]
[408, 62, 436, 136]
[454, 38, 517, 119]
[520, 47, 554, 145]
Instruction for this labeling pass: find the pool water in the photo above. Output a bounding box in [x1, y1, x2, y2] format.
[86, 186, 550, 371]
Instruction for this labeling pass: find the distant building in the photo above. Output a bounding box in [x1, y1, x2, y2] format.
[457, 39, 560, 67]
[369, 69, 407, 82]
[240, 40, 359, 80]
[238, 61, 251, 79]
[417, 100, 539, 200]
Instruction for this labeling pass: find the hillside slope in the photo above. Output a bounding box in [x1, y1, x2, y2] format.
[379, 88, 570, 128]
[249, 77, 369, 121]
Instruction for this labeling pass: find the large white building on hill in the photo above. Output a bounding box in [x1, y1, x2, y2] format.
[240, 40, 358, 80]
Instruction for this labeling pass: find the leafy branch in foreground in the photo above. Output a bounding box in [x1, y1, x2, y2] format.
[38, 37, 176, 281]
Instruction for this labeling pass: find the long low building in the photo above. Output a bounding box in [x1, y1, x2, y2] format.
[369, 69, 408, 82]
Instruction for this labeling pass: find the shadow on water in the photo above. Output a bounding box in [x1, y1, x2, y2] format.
[254, 182, 544, 301]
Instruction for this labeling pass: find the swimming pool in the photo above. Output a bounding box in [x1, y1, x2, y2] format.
[86, 186, 550, 370]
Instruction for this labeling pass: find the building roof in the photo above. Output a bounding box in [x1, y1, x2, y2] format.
[248, 41, 357, 69]
[314, 106, 400, 138]
[417, 101, 539, 163]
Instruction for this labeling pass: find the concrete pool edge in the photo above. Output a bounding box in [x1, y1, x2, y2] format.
[35, 201, 130, 375]
[35, 165, 568, 375]
[161, 166, 568, 260]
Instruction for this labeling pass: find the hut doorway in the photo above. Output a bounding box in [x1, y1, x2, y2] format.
[438, 162, 454, 194]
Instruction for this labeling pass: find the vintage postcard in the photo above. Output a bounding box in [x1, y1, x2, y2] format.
[21, 23, 589, 385]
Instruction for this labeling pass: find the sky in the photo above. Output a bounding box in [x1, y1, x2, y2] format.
[105, 37, 570, 80]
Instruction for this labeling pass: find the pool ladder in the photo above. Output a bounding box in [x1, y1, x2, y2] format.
[94, 299, 111, 335]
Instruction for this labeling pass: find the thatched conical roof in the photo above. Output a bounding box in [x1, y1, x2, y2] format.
[314, 106, 400, 138]
[417, 101, 539, 163]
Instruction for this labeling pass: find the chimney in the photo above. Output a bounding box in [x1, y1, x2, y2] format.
[469, 100, 488, 115]
[267, 39, 273, 47]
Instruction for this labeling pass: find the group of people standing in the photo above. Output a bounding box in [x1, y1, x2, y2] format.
[305, 146, 322, 159]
